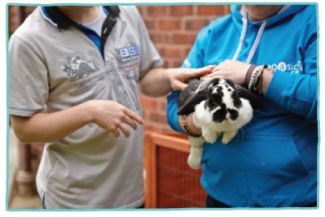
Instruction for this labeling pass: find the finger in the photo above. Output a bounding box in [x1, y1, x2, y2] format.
[201, 74, 222, 80]
[113, 129, 120, 137]
[183, 66, 215, 79]
[124, 109, 144, 125]
[117, 123, 131, 138]
[122, 115, 137, 130]
[172, 80, 188, 91]
[212, 66, 220, 72]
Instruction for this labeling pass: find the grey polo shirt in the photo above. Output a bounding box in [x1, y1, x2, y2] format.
[9, 6, 162, 208]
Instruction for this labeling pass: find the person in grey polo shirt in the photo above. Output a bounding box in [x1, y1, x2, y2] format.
[9, 6, 213, 208]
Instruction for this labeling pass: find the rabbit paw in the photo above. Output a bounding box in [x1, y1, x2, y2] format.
[221, 131, 237, 144]
[187, 147, 203, 169]
[202, 130, 218, 144]
[188, 136, 204, 148]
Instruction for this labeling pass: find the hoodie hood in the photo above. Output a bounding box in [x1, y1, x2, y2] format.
[231, 5, 307, 63]
[231, 5, 307, 27]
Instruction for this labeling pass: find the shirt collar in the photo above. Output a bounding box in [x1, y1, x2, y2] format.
[40, 6, 109, 29]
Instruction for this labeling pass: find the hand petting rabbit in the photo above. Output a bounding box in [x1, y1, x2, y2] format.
[178, 77, 261, 169]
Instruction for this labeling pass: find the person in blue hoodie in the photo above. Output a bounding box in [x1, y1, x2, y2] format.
[167, 5, 318, 207]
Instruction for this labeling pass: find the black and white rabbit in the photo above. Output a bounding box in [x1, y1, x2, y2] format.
[178, 78, 261, 169]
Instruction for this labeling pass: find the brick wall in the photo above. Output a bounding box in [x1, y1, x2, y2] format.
[8, 5, 231, 132]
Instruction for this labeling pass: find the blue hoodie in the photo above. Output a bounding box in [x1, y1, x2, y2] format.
[166, 5, 318, 207]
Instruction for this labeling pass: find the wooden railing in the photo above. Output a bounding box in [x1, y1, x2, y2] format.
[144, 131, 206, 208]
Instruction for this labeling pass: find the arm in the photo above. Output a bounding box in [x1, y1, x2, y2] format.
[167, 91, 202, 135]
[205, 56, 317, 122]
[264, 35, 317, 121]
[11, 100, 143, 144]
[140, 66, 213, 97]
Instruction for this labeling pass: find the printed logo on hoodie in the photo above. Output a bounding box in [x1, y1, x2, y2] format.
[269, 60, 303, 74]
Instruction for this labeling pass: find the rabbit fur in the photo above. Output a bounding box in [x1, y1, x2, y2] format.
[178, 78, 260, 169]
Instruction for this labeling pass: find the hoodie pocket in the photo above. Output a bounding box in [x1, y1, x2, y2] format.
[202, 134, 309, 177]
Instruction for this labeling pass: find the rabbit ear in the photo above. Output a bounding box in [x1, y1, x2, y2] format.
[177, 81, 209, 115]
[234, 85, 263, 109]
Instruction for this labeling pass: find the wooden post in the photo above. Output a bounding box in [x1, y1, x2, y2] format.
[144, 132, 157, 208]
[144, 132, 190, 208]
[15, 142, 35, 196]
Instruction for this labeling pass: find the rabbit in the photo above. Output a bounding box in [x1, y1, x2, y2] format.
[178, 77, 261, 169]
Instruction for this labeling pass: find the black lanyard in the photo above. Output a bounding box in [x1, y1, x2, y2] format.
[44, 6, 120, 52]
[100, 6, 119, 53]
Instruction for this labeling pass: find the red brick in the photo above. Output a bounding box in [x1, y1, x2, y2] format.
[144, 125, 159, 132]
[149, 32, 170, 44]
[171, 60, 184, 68]
[224, 5, 231, 14]
[144, 19, 156, 30]
[141, 96, 157, 110]
[158, 47, 182, 59]
[170, 6, 193, 16]
[162, 61, 171, 68]
[159, 19, 181, 30]
[165, 48, 182, 59]
[185, 19, 210, 31]
[147, 6, 167, 16]
[182, 47, 192, 59]
[160, 100, 167, 110]
[197, 5, 227, 16]
[149, 112, 167, 124]
[25, 6, 36, 15]
[172, 33, 197, 45]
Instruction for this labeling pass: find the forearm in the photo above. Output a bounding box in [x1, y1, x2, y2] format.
[140, 68, 172, 97]
[167, 91, 202, 136]
[11, 103, 92, 143]
[141, 66, 214, 97]
[178, 113, 202, 136]
[261, 67, 273, 94]
[264, 70, 317, 120]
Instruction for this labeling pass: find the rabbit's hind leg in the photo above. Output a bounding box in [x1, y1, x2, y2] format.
[187, 136, 204, 169]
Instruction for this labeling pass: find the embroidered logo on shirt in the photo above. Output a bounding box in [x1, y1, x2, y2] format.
[62, 52, 100, 80]
[117, 45, 140, 63]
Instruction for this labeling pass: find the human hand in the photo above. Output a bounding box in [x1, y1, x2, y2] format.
[201, 60, 250, 85]
[84, 100, 144, 138]
[167, 65, 215, 91]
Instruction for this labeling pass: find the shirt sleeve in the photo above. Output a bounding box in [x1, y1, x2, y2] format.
[129, 7, 163, 79]
[265, 28, 318, 122]
[166, 26, 209, 133]
[9, 36, 49, 117]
